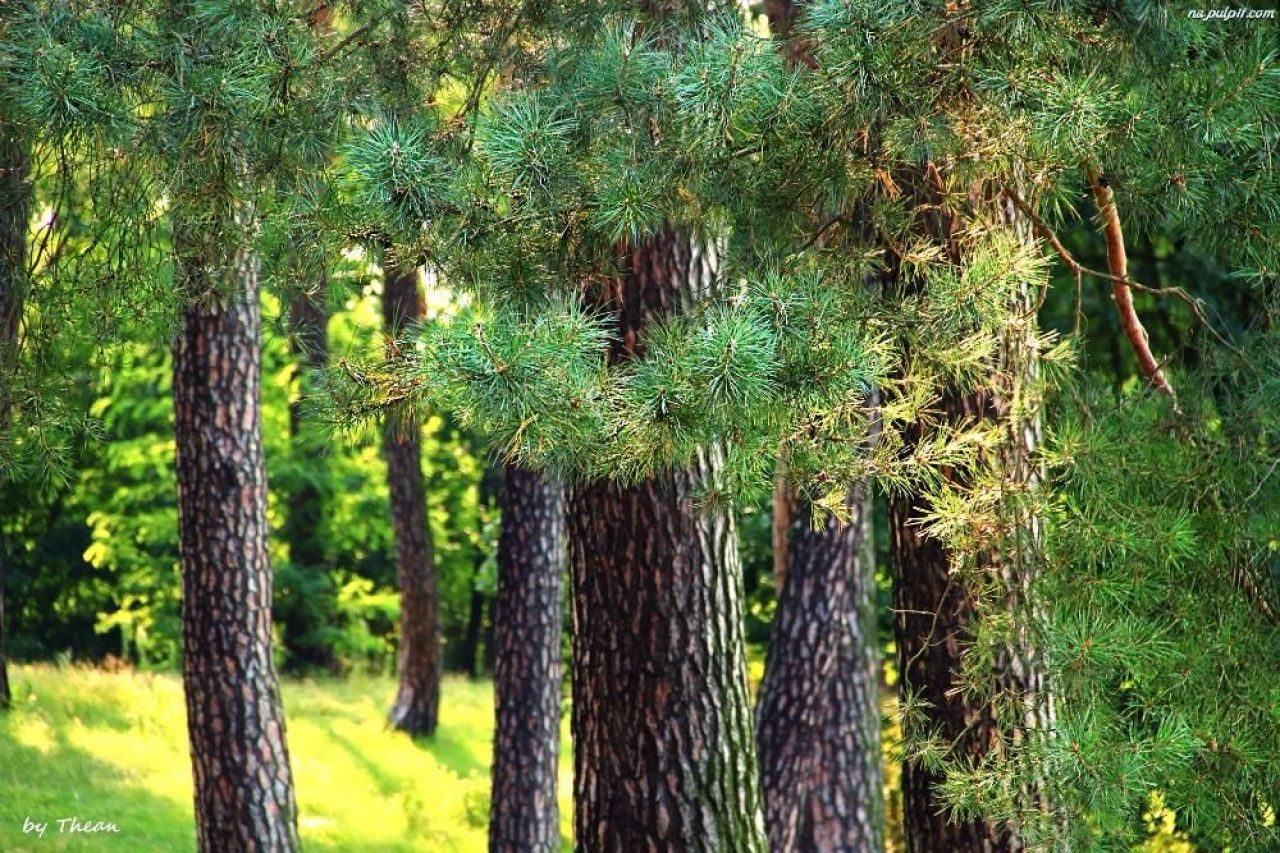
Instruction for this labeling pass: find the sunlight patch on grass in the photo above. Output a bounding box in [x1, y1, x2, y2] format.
[0, 664, 572, 851]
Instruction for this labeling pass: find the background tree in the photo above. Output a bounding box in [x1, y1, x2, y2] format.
[279, 277, 337, 673]
[382, 265, 442, 736]
[489, 465, 565, 852]
[0, 116, 30, 711]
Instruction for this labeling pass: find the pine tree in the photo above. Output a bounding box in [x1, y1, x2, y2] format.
[568, 227, 767, 850]
[382, 264, 442, 737]
[0, 117, 30, 711]
[172, 233, 300, 851]
[489, 465, 565, 852]
[130, 1, 1276, 847]
[161, 0, 305, 843]
[756, 489, 884, 851]
[752, 2, 886, 847]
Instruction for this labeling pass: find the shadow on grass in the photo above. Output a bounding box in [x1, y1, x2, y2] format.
[0, 726, 194, 851]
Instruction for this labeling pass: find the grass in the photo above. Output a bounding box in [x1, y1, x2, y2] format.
[0, 663, 572, 852]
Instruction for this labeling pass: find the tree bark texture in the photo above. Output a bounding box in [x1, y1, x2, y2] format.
[756, 489, 884, 852]
[0, 121, 29, 711]
[172, 242, 300, 852]
[889, 389, 1012, 853]
[568, 227, 767, 852]
[757, 4, 885, 845]
[489, 466, 566, 853]
[281, 281, 334, 672]
[382, 265, 441, 737]
[889, 184, 1049, 852]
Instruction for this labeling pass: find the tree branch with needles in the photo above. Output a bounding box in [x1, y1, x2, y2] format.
[1003, 175, 1249, 397]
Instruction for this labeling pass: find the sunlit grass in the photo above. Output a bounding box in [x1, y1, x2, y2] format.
[0, 663, 572, 851]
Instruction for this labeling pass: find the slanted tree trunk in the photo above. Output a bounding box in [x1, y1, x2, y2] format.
[756, 488, 884, 851]
[172, 236, 300, 851]
[382, 265, 441, 736]
[489, 466, 565, 852]
[568, 227, 767, 851]
[281, 280, 335, 672]
[0, 122, 29, 712]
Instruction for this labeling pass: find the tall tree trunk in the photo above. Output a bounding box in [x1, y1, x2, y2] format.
[382, 265, 441, 736]
[489, 466, 565, 853]
[281, 280, 335, 672]
[756, 488, 884, 851]
[889, 189, 1048, 852]
[0, 122, 28, 712]
[756, 3, 885, 846]
[172, 238, 300, 851]
[462, 464, 502, 677]
[889, 389, 1012, 853]
[568, 228, 767, 851]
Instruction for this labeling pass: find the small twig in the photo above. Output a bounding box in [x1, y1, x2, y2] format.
[315, 18, 380, 65]
[1244, 458, 1279, 503]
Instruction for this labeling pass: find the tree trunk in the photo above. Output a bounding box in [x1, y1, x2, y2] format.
[889, 191, 1048, 852]
[462, 464, 502, 677]
[0, 122, 28, 711]
[756, 488, 884, 852]
[172, 239, 300, 852]
[568, 227, 767, 852]
[489, 466, 565, 853]
[889, 389, 1012, 853]
[281, 280, 335, 672]
[756, 3, 885, 845]
[382, 265, 441, 736]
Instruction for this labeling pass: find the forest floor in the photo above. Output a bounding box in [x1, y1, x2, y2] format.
[0, 663, 572, 851]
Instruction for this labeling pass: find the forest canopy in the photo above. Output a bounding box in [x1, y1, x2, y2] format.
[1, 1, 1277, 851]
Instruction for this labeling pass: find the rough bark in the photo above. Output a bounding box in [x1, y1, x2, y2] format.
[382, 265, 441, 737]
[756, 489, 884, 852]
[568, 227, 767, 852]
[889, 187, 1049, 852]
[462, 465, 502, 677]
[0, 122, 28, 711]
[172, 239, 300, 852]
[281, 281, 335, 672]
[489, 466, 565, 853]
[889, 389, 1012, 853]
[757, 3, 886, 846]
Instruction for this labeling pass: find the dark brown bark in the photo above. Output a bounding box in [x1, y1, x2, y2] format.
[890, 390, 1012, 853]
[568, 227, 767, 852]
[889, 188, 1048, 852]
[756, 3, 885, 846]
[489, 466, 565, 853]
[0, 122, 32, 711]
[756, 489, 884, 852]
[281, 281, 335, 672]
[462, 465, 502, 677]
[172, 240, 300, 852]
[382, 265, 441, 736]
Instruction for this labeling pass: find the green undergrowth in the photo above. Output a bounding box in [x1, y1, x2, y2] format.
[0, 663, 572, 851]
